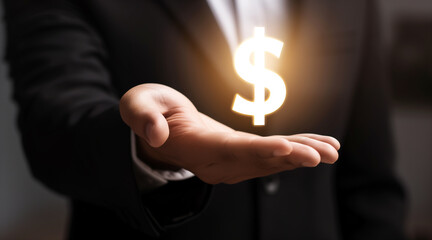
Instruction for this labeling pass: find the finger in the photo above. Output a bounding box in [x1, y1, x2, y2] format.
[252, 136, 294, 158]
[232, 131, 295, 157]
[227, 141, 322, 183]
[284, 136, 339, 164]
[284, 142, 321, 167]
[225, 135, 293, 160]
[293, 134, 340, 150]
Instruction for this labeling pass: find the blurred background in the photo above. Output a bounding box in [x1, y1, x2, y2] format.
[0, 1, 431, 239]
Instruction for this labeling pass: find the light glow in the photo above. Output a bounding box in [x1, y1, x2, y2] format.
[233, 27, 286, 126]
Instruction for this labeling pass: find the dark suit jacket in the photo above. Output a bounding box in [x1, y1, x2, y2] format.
[3, 0, 406, 239]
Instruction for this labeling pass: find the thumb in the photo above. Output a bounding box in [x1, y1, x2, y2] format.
[140, 111, 169, 148]
[119, 87, 170, 148]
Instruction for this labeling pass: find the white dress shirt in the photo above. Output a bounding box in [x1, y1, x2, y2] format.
[132, 0, 287, 191]
[208, 0, 286, 53]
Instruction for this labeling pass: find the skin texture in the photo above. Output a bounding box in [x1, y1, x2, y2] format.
[120, 84, 340, 185]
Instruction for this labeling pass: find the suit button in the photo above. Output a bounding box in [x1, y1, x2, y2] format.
[260, 174, 280, 195]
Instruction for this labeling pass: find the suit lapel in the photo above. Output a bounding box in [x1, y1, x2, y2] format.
[157, 0, 237, 84]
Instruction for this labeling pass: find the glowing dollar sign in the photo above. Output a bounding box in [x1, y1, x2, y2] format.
[233, 27, 286, 126]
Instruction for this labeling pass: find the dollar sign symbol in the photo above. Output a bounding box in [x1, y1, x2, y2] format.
[233, 27, 286, 126]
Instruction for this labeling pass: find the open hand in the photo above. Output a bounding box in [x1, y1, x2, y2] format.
[119, 84, 340, 184]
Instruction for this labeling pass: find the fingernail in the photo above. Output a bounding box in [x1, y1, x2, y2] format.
[273, 149, 290, 157]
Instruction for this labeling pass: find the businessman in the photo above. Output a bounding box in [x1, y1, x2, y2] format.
[3, 0, 406, 239]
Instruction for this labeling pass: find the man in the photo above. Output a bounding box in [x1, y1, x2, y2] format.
[3, 0, 406, 239]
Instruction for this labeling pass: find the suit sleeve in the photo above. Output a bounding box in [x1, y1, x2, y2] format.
[335, 1, 407, 239]
[2, 0, 212, 237]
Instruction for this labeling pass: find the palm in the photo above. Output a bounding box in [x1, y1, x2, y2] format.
[120, 84, 340, 184]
